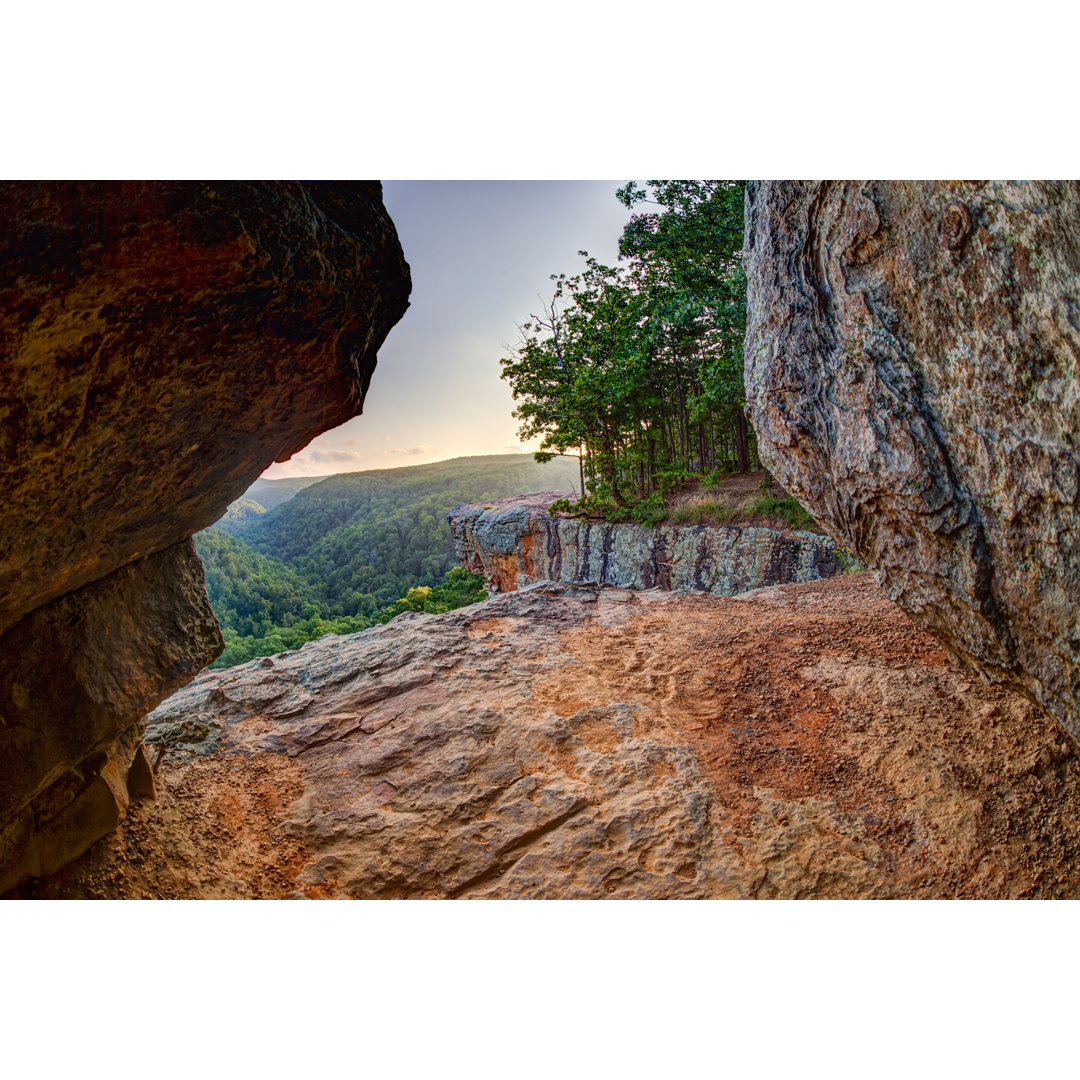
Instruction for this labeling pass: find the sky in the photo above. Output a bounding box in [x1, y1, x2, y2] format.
[262, 181, 638, 479]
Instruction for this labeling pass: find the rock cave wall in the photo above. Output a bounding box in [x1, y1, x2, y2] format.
[744, 180, 1079, 741]
[0, 181, 411, 892]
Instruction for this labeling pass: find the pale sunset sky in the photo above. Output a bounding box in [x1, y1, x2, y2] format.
[262, 181, 639, 479]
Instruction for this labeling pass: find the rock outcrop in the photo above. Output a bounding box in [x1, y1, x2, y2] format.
[448, 491, 855, 595]
[744, 180, 1080, 742]
[19, 575, 1080, 899]
[0, 182, 410, 891]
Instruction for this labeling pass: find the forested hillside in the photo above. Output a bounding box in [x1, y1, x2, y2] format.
[226, 454, 578, 615]
[195, 528, 317, 638]
[196, 453, 579, 666]
[214, 497, 267, 533]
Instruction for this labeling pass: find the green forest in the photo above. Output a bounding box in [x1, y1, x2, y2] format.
[196, 454, 579, 667]
[501, 181, 757, 519]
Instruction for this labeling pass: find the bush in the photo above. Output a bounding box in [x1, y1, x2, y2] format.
[706, 500, 739, 524]
[671, 499, 739, 526]
[748, 494, 816, 530]
[701, 467, 730, 490]
[654, 464, 696, 496]
[548, 494, 610, 518]
[627, 493, 668, 527]
[836, 547, 865, 573]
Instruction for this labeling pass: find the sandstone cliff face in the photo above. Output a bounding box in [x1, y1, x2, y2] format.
[744, 181, 1080, 741]
[0, 182, 410, 891]
[448, 492, 855, 595]
[22, 575, 1080, 899]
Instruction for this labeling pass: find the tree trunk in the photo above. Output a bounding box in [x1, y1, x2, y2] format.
[734, 408, 750, 473]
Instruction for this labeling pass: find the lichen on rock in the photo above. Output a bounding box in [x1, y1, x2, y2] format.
[447, 491, 855, 596]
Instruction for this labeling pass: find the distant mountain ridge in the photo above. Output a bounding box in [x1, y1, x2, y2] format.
[224, 454, 579, 613]
[236, 454, 582, 515]
[239, 475, 330, 512]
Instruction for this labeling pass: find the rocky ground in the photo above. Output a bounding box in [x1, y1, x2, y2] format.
[14, 572, 1080, 899]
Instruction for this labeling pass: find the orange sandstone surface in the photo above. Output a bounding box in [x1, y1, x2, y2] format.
[18, 573, 1080, 899]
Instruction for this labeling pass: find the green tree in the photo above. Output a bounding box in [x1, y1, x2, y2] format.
[501, 181, 753, 505]
[617, 181, 751, 472]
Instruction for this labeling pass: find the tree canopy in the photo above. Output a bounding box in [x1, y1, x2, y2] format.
[501, 181, 755, 511]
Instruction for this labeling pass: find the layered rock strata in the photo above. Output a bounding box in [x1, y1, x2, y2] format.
[0, 182, 410, 890]
[448, 491, 855, 595]
[18, 575, 1080, 899]
[744, 180, 1080, 742]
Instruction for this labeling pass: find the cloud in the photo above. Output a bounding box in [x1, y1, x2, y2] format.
[260, 450, 364, 479]
[391, 442, 440, 456]
[384, 435, 391, 441]
[503, 444, 527, 453]
[305, 449, 367, 464]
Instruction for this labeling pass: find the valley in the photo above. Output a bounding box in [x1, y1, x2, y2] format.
[196, 453, 579, 667]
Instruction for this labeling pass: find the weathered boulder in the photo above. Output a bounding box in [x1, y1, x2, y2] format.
[20, 575, 1080, 899]
[448, 491, 855, 595]
[744, 180, 1080, 741]
[0, 182, 410, 889]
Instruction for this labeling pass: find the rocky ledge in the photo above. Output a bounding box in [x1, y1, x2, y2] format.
[447, 492, 857, 596]
[17, 574, 1080, 899]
